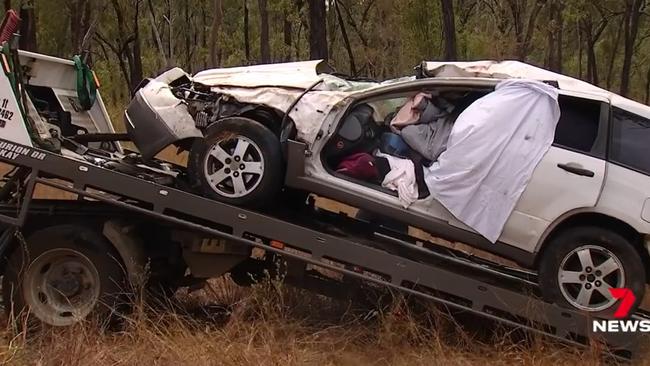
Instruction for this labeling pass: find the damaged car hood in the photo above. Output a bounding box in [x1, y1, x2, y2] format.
[193, 60, 379, 91]
[192, 60, 384, 144]
[193, 60, 332, 89]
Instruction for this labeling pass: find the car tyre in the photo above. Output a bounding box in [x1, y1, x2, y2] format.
[538, 226, 645, 316]
[188, 117, 283, 208]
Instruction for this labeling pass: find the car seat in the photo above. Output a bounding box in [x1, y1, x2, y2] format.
[323, 103, 381, 167]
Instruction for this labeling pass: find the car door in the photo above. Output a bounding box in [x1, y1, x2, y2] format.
[499, 93, 609, 252]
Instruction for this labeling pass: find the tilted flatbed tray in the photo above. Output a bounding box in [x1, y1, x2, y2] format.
[0, 137, 647, 359]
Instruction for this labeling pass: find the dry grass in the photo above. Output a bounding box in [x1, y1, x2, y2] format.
[0, 277, 641, 366]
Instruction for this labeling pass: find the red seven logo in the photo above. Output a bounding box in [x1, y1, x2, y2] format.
[609, 288, 636, 319]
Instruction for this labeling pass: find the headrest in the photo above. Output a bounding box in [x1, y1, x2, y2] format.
[338, 104, 374, 141]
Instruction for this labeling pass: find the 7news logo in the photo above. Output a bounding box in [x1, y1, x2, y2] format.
[592, 288, 650, 333]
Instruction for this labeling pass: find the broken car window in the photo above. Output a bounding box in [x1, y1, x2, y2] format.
[554, 96, 601, 154]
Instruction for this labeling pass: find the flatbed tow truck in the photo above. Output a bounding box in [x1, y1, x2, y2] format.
[0, 19, 647, 362]
[4, 140, 650, 361]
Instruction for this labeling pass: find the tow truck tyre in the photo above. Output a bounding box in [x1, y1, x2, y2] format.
[538, 226, 645, 315]
[2, 225, 127, 327]
[188, 117, 283, 207]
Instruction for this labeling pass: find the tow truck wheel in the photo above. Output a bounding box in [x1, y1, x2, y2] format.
[538, 226, 645, 315]
[2, 225, 127, 327]
[189, 117, 283, 208]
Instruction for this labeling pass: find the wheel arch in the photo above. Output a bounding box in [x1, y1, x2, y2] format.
[535, 211, 650, 281]
[0, 218, 169, 289]
[239, 106, 285, 136]
[175, 106, 287, 154]
[101, 220, 148, 287]
[0, 219, 104, 276]
[0, 220, 142, 278]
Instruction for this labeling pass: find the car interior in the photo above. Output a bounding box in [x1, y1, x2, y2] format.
[321, 87, 491, 201]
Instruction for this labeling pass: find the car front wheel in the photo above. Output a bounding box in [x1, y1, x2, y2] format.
[538, 226, 646, 315]
[189, 117, 283, 208]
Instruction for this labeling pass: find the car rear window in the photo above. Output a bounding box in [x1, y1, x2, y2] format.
[554, 96, 602, 155]
[610, 107, 650, 175]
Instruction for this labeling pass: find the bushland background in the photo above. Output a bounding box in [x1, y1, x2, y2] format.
[1, 0, 650, 365]
[9, 0, 650, 110]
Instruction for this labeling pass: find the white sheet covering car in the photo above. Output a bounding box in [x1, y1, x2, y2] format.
[426, 79, 561, 242]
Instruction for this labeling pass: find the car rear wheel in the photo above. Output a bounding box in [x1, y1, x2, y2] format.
[538, 226, 645, 315]
[188, 117, 283, 207]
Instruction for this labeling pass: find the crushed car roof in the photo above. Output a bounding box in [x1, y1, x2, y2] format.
[425, 60, 604, 95]
[194, 60, 649, 117]
[424, 60, 650, 118]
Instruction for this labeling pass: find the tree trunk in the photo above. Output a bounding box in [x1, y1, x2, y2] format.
[307, 0, 327, 60]
[619, 0, 643, 97]
[293, 0, 304, 59]
[581, 6, 608, 86]
[19, 0, 37, 51]
[606, 21, 622, 90]
[645, 65, 650, 105]
[507, 0, 545, 61]
[71, 1, 79, 48]
[337, 0, 370, 48]
[4, 0, 10, 11]
[70, 0, 92, 53]
[202, 6, 208, 68]
[129, 0, 143, 93]
[81, 0, 92, 50]
[243, 0, 250, 62]
[586, 39, 598, 85]
[96, 0, 144, 95]
[283, 10, 292, 61]
[334, 0, 355, 75]
[327, 3, 337, 60]
[258, 0, 270, 63]
[209, 0, 223, 67]
[440, 0, 457, 60]
[545, 0, 563, 72]
[577, 21, 582, 79]
[147, 0, 168, 67]
[184, 0, 191, 69]
[166, 0, 173, 65]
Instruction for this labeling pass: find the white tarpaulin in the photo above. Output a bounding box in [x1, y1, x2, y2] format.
[424, 79, 560, 242]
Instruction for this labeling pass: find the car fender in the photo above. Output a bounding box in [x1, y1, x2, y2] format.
[124, 69, 203, 160]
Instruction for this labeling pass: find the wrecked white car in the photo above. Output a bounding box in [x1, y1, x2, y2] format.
[124, 60, 650, 314]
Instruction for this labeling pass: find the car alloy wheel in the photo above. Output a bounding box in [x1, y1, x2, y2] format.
[557, 244, 625, 312]
[203, 135, 265, 199]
